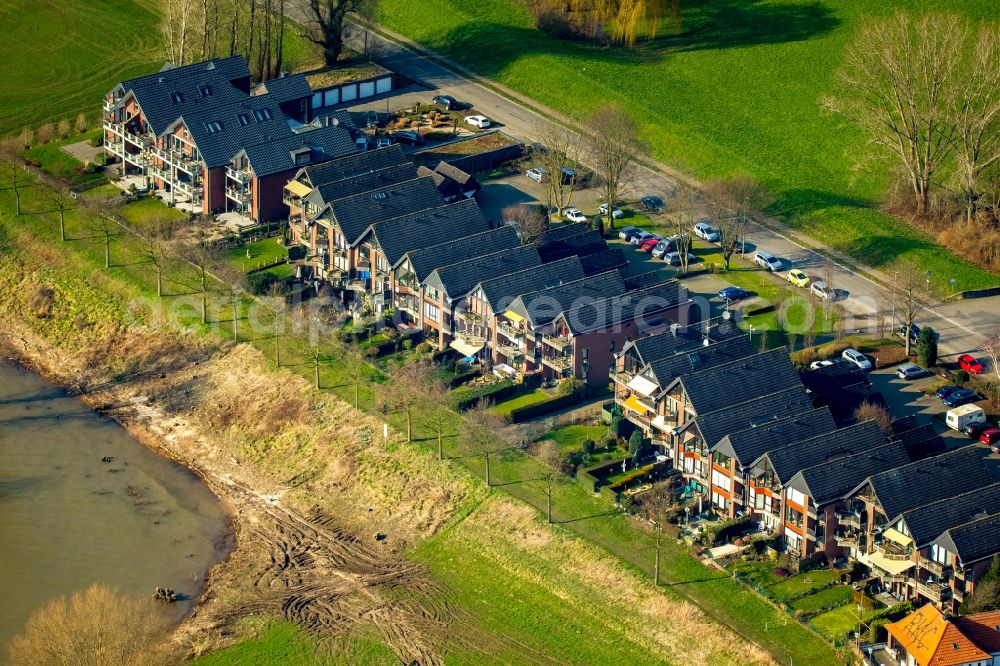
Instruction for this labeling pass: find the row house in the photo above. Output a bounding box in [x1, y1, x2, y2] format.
[887, 604, 1000, 666]
[416, 161, 481, 203]
[453, 257, 587, 363]
[844, 445, 996, 610]
[538, 280, 696, 387]
[104, 56, 353, 221]
[800, 360, 875, 426]
[421, 246, 542, 351]
[497, 271, 628, 375]
[392, 227, 520, 326]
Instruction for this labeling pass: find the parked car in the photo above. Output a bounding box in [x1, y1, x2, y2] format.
[964, 421, 991, 439]
[355, 135, 372, 151]
[562, 207, 588, 223]
[810, 281, 833, 301]
[980, 428, 1000, 447]
[693, 221, 720, 242]
[943, 387, 980, 408]
[432, 94, 460, 110]
[366, 111, 379, 128]
[842, 349, 873, 371]
[934, 384, 962, 400]
[958, 354, 985, 375]
[809, 360, 836, 370]
[618, 226, 642, 241]
[639, 236, 663, 252]
[718, 286, 751, 303]
[560, 166, 577, 183]
[392, 130, 424, 145]
[651, 239, 676, 258]
[526, 167, 547, 183]
[787, 269, 810, 288]
[465, 115, 491, 129]
[641, 195, 664, 213]
[664, 251, 694, 267]
[896, 362, 927, 380]
[897, 323, 940, 344]
[631, 231, 657, 246]
[599, 203, 625, 219]
[753, 250, 783, 271]
[375, 135, 394, 148]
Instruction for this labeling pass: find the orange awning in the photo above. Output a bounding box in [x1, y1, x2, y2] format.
[624, 395, 648, 414]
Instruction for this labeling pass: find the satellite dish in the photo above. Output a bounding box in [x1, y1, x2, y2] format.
[722, 310, 732, 320]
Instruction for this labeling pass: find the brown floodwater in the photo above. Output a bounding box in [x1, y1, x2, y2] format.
[0, 357, 229, 654]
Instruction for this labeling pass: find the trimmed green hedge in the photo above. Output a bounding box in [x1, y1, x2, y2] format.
[448, 367, 481, 388]
[451, 380, 517, 411]
[507, 391, 582, 423]
[578, 457, 629, 493]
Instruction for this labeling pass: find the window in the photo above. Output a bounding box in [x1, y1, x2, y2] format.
[931, 544, 950, 565]
[784, 504, 804, 528]
[712, 450, 731, 467]
[198, 84, 212, 97]
[423, 302, 439, 323]
[237, 114, 250, 126]
[169, 92, 184, 104]
[425, 286, 440, 302]
[204, 121, 222, 133]
[786, 488, 806, 507]
[711, 491, 728, 510]
[711, 469, 731, 493]
[294, 151, 310, 165]
[582, 347, 589, 360]
[784, 528, 800, 550]
[253, 108, 272, 122]
[609, 340, 616, 352]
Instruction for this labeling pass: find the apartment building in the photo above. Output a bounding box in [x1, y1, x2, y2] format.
[104, 56, 357, 222]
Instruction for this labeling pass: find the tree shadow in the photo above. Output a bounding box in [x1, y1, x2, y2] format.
[557, 509, 619, 524]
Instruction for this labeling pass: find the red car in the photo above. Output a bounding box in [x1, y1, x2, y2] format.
[639, 236, 662, 252]
[958, 354, 984, 374]
[982, 427, 1000, 448]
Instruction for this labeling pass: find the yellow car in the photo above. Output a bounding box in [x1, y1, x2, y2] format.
[787, 269, 810, 287]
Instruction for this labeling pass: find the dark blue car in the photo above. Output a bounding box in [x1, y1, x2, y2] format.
[943, 388, 979, 408]
[934, 384, 962, 400]
[718, 287, 751, 303]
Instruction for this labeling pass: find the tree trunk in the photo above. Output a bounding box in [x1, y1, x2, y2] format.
[274, 334, 280, 366]
[59, 211, 65, 241]
[355, 382, 360, 410]
[405, 408, 412, 442]
[485, 451, 491, 486]
[232, 296, 238, 340]
[14, 186, 21, 215]
[546, 484, 552, 524]
[200, 270, 207, 323]
[104, 233, 110, 268]
[437, 427, 443, 460]
[314, 358, 320, 388]
[247, 0, 257, 71]
[274, 0, 285, 76]
[654, 528, 661, 586]
[156, 265, 163, 297]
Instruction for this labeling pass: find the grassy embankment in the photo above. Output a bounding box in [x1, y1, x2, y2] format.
[371, 0, 1000, 294]
[0, 162, 843, 664]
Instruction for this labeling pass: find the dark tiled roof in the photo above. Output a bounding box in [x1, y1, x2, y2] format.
[252, 74, 312, 103]
[787, 441, 911, 506]
[580, 248, 628, 275]
[366, 199, 488, 267]
[889, 423, 948, 462]
[557, 280, 687, 335]
[624, 270, 672, 290]
[859, 445, 995, 522]
[935, 512, 1000, 565]
[119, 56, 251, 135]
[677, 348, 800, 415]
[693, 386, 814, 450]
[299, 145, 407, 187]
[433, 161, 477, 187]
[417, 161, 480, 200]
[646, 335, 756, 389]
[712, 407, 837, 466]
[324, 177, 444, 245]
[308, 163, 420, 208]
[801, 362, 871, 401]
[538, 222, 590, 244]
[401, 226, 520, 279]
[901, 482, 1000, 547]
[179, 95, 295, 168]
[474, 257, 585, 313]
[424, 246, 541, 300]
[507, 271, 627, 327]
[241, 124, 357, 177]
[539, 229, 608, 263]
[757, 420, 887, 485]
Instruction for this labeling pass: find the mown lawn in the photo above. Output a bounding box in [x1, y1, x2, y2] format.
[543, 424, 607, 454]
[221, 236, 290, 273]
[811, 604, 861, 643]
[789, 586, 853, 613]
[767, 569, 842, 602]
[492, 388, 553, 416]
[372, 0, 1000, 293]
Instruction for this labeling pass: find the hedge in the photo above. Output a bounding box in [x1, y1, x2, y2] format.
[451, 380, 517, 411]
[744, 303, 775, 317]
[507, 391, 582, 423]
[578, 457, 629, 493]
[448, 367, 481, 388]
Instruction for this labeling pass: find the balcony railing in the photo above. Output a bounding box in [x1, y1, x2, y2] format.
[497, 340, 524, 360]
[835, 531, 858, 547]
[455, 309, 485, 325]
[395, 294, 420, 313]
[541, 334, 573, 351]
[226, 188, 249, 204]
[541, 354, 573, 371]
[875, 543, 912, 561]
[915, 582, 949, 603]
[456, 332, 486, 347]
[227, 166, 251, 184]
[496, 321, 524, 341]
[922, 559, 950, 578]
[835, 511, 862, 529]
[611, 369, 635, 386]
[103, 99, 116, 112]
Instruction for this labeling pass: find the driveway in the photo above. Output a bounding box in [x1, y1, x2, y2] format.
[866, 367, 967, 447]
[338, 18, 997, 360]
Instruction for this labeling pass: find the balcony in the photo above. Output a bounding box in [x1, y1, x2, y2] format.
[395, 294, 420, 313]
[915, 581, 949, 603]
[455, 331, 486, 347]
[875, 543, 912, 561]
[497, 340, 524, 360]
[835, 510, 862, 529]
[541, 353, 573, 371]
[226, 188, 250, 205]
[455, 309, 485, 325]
[226, 166, 251, 185]
[835, 531, 858, 547]
[922, 559, 950, 578]
[541, 334, 573, 351]
[103, 98, 116, 112]
[496, 321, 524, 341]
[611, 369, 635, 386]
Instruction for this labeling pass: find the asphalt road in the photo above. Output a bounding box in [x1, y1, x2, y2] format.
[339, 20, 998, 359]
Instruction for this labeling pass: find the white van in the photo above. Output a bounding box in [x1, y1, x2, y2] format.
[946, 404, 986, 431]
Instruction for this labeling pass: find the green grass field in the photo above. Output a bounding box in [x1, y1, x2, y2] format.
[492, 388, 552, 416]
[811, 604, 861, 642]
[191, 621, 397, 665]
[371, 0, 1000, 293]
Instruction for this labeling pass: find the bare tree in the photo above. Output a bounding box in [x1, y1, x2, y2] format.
[951, 26, 1000, 223]
[533, 123, 585, 214]
[704, 174, 770, 271]
[981, 333, 1000, 387]
[185, 242, 219, 324]
[6, 584, 173, 666]
[585, 104, 644, 233]
[302, 0, 363, 66]
[664, 187, 700, 275]
[502, 203, 549, 246]
[420, 372, 452, 460]
[536, 439, 562, 523]
[161, 0, 199, 65]
[44, 182, 74, 242]
[460, 398, 512, 486]
[889, 264, 926, 357]
[822, 12, 965, 217]
[342, 344, 368, 410]
[0, 138, 27, 215]
[855, 401, 894, 436]
[385, 358, 435, 442]
[642, 483, 674, 586]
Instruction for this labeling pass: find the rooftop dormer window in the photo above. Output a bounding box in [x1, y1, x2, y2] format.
[253, 108, 272, 122]
[204, 121, 223, 133]
[237, 114, 250, 126]
[198, 84, 212, 97]
[169, 92, 183, 104]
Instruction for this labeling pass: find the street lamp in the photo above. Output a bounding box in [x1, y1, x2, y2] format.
[748, 324, 755, 344]
[926, 270, 932, 290]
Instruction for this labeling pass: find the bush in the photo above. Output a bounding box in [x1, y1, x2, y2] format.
[773, 567, 790, 578]
[507, 391, 582, 423]
[74, 112, 89, 134]
[246, 271, 286, 295]
[868, 619, 888, 644]
[36, 123, 55, 144]
[582, 439, 595, 455]
[955, 369, 970, 384]
[451, 380, 516, 411]
[401, 339, 414, 351]
[917, 326, 938, 367]
[447, 367, 480, 388]
[557, 376, 584, 396]
[56, 119, 71, 139]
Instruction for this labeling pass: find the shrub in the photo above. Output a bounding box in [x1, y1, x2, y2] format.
[955, 369, 970, 384]
[628, 430, 643, 456]
[246, 271, 284, 295]
[451, 379, 516, 411]
[28, 285, 55, 318]
[507, 391, 582, 423]
[74, 112, 89, 134]
[868, 619, 888, 644]
[415, 341, 433, 354]
[773, 567, 790, 578]
[872, 345, 907, 368]
[366, 346, 380, 357]
[557, 376, 583, 396]
[917, 326, 938, 367]
[56, 119, 71, 139]
[582, 439, 595, 455]
[817, 341, 851, 360]
[402, 339, 413, 351]
[18, 127, 33, 150]
[36, 123, 55, 144]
